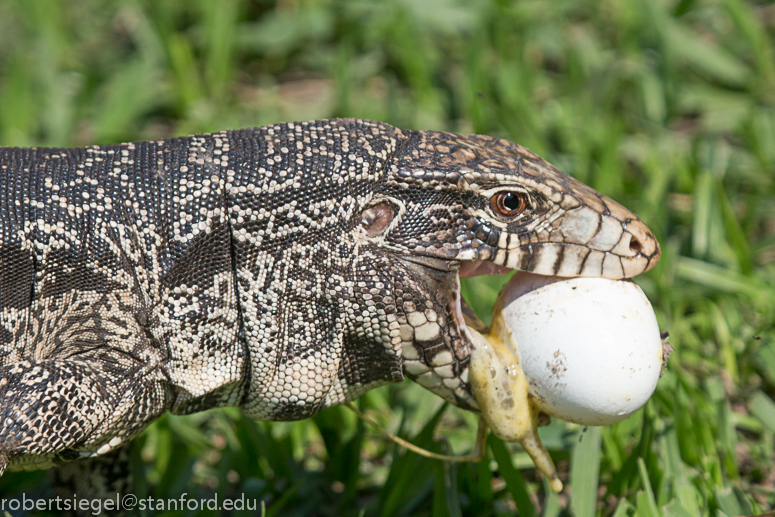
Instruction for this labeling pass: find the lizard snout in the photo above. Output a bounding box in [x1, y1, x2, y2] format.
[550, 197, 660, 278]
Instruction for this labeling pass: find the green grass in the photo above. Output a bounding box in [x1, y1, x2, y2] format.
[1, 0, 774, 515]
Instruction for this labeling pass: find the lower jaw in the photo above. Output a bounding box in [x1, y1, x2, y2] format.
[400, 259, 525, 409]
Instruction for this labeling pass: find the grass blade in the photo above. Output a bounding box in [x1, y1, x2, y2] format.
[379, 404, 446, 517]
[749, 392, 775, 433]
[676, 257, 773, 303]
[489, 436, 538, 517]
[664, 500, 696, 517]
[715, 487, 753, 517]
[570, 427, 602, 517]
[612, 498, 635, 517]
[542, 477, 562, 517]
[636, 458, 660, 517]
[433, 461, 462, 517]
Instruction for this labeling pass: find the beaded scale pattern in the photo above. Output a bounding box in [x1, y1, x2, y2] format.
[0, 118, 659, 483]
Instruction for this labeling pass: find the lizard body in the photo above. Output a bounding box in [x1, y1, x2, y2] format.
[0, 118, 659, 475]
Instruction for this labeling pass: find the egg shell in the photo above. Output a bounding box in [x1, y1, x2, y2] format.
[497, 272, 663, 426]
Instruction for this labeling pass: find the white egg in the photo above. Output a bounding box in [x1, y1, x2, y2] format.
[495, 272, 663, 426]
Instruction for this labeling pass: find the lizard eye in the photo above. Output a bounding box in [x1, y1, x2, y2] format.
[491, 191, 527, 219]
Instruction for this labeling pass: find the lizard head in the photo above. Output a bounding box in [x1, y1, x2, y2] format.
[356, 128, 660, 411]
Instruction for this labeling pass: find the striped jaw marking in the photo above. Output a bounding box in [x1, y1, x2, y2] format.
[380, 129, 661, 410]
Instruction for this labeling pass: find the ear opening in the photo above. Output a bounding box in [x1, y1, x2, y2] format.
[361, 202, 396, 237]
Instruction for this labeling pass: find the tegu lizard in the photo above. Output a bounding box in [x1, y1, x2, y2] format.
[0, 118, 659, 478]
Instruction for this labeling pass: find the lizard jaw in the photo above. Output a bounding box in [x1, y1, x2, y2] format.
[434, 260, 515, 411]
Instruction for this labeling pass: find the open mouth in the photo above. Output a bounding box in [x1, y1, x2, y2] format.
[452, 260, 513, 351]
[398, 249, 646, 411]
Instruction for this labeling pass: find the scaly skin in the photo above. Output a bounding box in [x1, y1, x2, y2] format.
[0, 118, 659, 476]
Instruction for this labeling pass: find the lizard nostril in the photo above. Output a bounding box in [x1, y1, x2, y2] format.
[629, 237, 643, 254]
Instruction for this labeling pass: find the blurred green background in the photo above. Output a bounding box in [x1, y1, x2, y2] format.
[1, 0, 774, 515]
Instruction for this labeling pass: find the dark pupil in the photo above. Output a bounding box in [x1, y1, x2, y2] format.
[502, 193, 521, 211]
